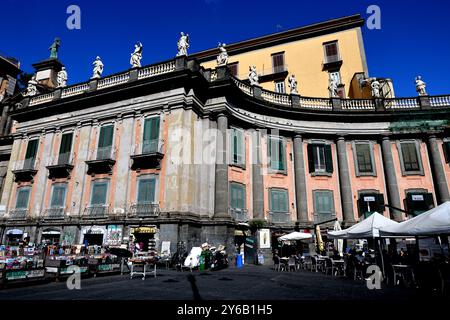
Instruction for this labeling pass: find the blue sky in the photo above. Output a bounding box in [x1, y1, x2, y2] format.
[2, 0, 449, 97]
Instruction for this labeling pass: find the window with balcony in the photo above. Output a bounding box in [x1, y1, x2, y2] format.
[323, 41, 340, 64]
[46, 183, 67, 219]
[269, 188, 289, 223]
[357, 192, 384, 220]
[308, 144, 333, 175]
[11, 186, 31, 220]
[230, 182, 246, 221]
[58, 132, 73, 165]
[405, 191, 434, 217]
[131, 176, 159, 217]
[137, 177, 156, 204]
[142, 117, 160, 154]
[397, 141, 423, 175]
[47, 133, 74, 179]
[275, 81, 286, 93]
[353, 142, 376, 176]
[272, 52, 285, 74]
[268, 136, 286, 172]
[24, 139, 39, 170]
[97, 125, 114, 160]
[230, 127, 245, 167]
[313, 190, 335, 223]
[86, 180, 109, 218]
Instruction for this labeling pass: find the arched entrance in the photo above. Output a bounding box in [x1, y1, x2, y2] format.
[5, 229, 24, 246]
[41, 228, 61, 244]
[81, 226, 106, 246]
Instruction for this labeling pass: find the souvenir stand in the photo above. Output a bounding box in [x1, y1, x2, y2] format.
[128, 242, 159, 280]
[44, 245, 89, 280]
[0, 245, 45, 288]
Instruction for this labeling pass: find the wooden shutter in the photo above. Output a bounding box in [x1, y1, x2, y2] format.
[324, 144, 333, 173]
[51, 185, 66, 208]
[58, 133, 73, 164]
[138, 178, 156, 203]
[16, 188, 30, 209]
[279, 139, 286, 171]
[91, 181, 108, 205]
[307, 144, 314, 173]
[443, 141, 450, 163]
[270, 190, 278, 212]
[272, 53, 285, 72]
[25, 139, 38, 159]
[143, 117, 160, 153]
[98, 125, 113, 148]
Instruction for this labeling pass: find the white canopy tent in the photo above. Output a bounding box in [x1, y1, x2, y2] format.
[278, 231, 312, 241]
[382, 201, 450, 237]
[327, 212, 399, 239]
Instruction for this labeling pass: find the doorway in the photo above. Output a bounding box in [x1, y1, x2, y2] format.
[83, 233, 104, 246]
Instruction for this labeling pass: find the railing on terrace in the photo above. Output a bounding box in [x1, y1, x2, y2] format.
[229, 208, 248, 222]
[9, 209, 28, 220]
[87, 146, 116, 161]
[132, 139, 164, 156]
[138, 61, 176, 79]
[43, 207, 65, 220]
[341, 99, 375, 110]
[129, 202, 160, 218]
[261, 90, 291, 106]
[13, 157, 38, 171]
[299, 97, 333, 110]
[97, 72, 130, 90]
[29, 92, 54, 106]
[46, 152, 73, 166]
[83, 205, 109, 219]
[232, 77, 253, 96]
[430, 95, 450, 107]
[61, 83, 90, 98]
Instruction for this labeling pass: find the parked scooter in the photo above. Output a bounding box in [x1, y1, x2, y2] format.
[211, 245, 228, 271]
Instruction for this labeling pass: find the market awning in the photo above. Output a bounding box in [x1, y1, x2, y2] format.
[278, 231, 312, 241]
[6, 229, 23, 235]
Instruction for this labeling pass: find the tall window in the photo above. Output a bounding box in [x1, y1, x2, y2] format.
[357, 192, 384, 219]
[90, 180, 109, 206]
[24, 139, 39, 169]
[398, 141, 422, 173]
[137, 176, 156, 204]
[97, 125, 114, 159]
[268, 136, 286, 172]
[58, 132, 73, 165]
[405, 191, 434, 216]
[15, 187, 31, 209]
[354, 143, 374, 175]
[323, 41, 340, 63]
[50, 184, 67, 208]
[228, 63, 239, 77]
[275, 81, 286, 94]
[308, 144, 333, 174]
[142, 117, 160, 154]
[313, 190, 334, 215]
[271, 52, 285, 73]
[231, 128, 245, 166]
[230, 183, 246, 210]
[269, 188, 289, 213]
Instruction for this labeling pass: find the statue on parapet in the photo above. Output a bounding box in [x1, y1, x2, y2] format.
[328, 77, 339, 98]
[248, 66, 259, 86]
[92, 56, 104, 79]
[371, 78, 381, 98]
[288, 74, 298, 94]
[130, 42, 143, 68]
[56, 67, 68, 88]
[177, 32, 190, 56]
[415, 76, 427, 96]
[23, 76, 38, 97]
[216, 42, 228, 66]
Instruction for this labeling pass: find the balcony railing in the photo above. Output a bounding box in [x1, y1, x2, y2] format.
[268, 211, 291, 224]
[13, 157, 37, 171]
[83, 204, 109, 219]
[46, 153, 74, 179]
[85, 147, 116, 175]
[44, 207, 66, 220]
[129, 202, 160, 218]
[9, 209, 28, 220]
[94, 146, 115, 160]
[313, 212, 336, 225]
[130, 140, 164, 170]
[230, 208, 248, 222]
[12, 158, 39, 182]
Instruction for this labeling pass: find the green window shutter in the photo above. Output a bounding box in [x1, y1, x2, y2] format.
[315, 191, 333, 214]
[443, 141, 450, 163]
[90, 181, 108, 205]
[356, 144, 373, 173]
[307, 144, 314, 173]
[98, 125, 113, 148]
[230, 183, 245, 209]
[401, 143, 420, 171]
[324, 144, 333, 173]
[424, 193, 434, 210]
[25, 139, 38, 160]
[269, 137, 284, 171]
[270, 189, 287, 213]
[58, 133, 73, 164]
[236, 130, 244, 165]
[143, 117, 160, 153]
[138, 178, 156, 203]
[16, 188, 30, 209]
[50, 185, 67, 208]
[278, 139, 286, 171]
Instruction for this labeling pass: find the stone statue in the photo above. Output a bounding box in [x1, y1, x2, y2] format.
[177, 32, 190, 56]
[216, 42, 228, 66]
[371, 78, 381, 98]
[56, 67, 68, 88]
[49, 38, 61, 59]
[24, 76, 38, 97]
[130, 42, 143, 68]
[415, 76, 427, 96]
[288, 74, 298, 94]
[92, 56, 104, 79]
[328, 77, 339, 97]
[248, 66, 259, 86]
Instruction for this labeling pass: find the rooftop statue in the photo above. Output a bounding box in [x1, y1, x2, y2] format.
[288, 74, 298, 94]
[177, 32, 190, 56]
[415, 76, 427, 96]
[216, 42, 228, 66]
[248, 66, 259, 86]
[328, 77, 339, 98]
[49, 37, 61, 59]
[92, 56, 104, 79]
[56, 67, 68, 88]
[130, 42, 143, 68]
[371, 78, 381, 98]
[23, 76, 38, 97]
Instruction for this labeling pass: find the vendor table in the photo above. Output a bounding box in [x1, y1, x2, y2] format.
[129, 260, 157, 280]
[392, 264, 416, 287]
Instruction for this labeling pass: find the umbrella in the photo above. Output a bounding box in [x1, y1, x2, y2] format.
[278, 231, 312, 241]
[315, 225, 324, 254]
[333, 221, 344, 257]
[107, 247, 133, 258]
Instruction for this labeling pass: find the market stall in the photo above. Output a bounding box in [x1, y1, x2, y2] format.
[44, 245, 89, 280]
[0, 245, 45, 288]
[88, 252, 121, 277]
[128, 254, 158, 280]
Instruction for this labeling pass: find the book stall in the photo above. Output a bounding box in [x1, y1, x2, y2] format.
[44, 245, 89, 280]
[87, 246, 121, 277]
[0, 244, 46, 288]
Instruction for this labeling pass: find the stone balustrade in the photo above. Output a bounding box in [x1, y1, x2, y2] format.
[97, 72, 130, 90]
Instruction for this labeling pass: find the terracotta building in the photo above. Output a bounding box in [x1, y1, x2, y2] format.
[0, 15, 449, 260]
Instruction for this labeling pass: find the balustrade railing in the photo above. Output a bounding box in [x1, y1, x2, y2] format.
[232, 77, 253, 96]
[97, 72, 130, 89]
[430, 95, 450, 107]
[9, 209, 28, 220]
[129, 202, 160, 217]
[13, 157, 38, 171]
[138, 61, 176, 79]
[132, 139, 164, 156]
[44, 207, 65, 220]
[268, 211, 291, 223]
[341, 99, 375, 110]
[229, 208, 248, 222]
[261, 90, 291, 106]
[84, 204, 109, 218]
[61, 83, 90, 98]
[300, 97, 332, 110]
[384, 98, 419, 109]
[87, 146, 116, 161]
[29, 92, 54, 106]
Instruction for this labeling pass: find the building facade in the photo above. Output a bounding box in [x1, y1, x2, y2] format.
[0, 15, 449, 259]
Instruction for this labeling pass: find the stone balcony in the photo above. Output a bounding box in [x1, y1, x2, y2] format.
[128, 202, 160, 218]
[229, 208, 248, 222]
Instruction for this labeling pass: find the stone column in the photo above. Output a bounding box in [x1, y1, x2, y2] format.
[293, 134, 308, 224]
[427, 135, 450, 203]
[251, 130, 264, 219]
[214, 113, 230, 218]
[336, 136, 355, 224]
[381, 136, 403, 221]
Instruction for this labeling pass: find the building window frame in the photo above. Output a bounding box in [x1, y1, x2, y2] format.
[267, 135, 287, 174]
[323, 41, 340, 64]
[313, 190, 335, 215]
[307, 140, 333, 176]
[141, 115, 161, 154]
[229, 182, 246, 211]
[15, 186, 31, 209]
[136, 174, 159, 204]
[89, 179, 110, 206]
[268, 188, 289, 213]
[404, 188, 434, 217]
[57, 131, 74, 165]
[230, 127, 246, 168]
[396, 140, 424, 176]
[274, 81, 286, 94]
[271, 51, 286, 74]
[50, 183, 68, 209]
[96, 124, 115, 160]
[352, 141, 377, 177]
[357, 190, 384, 220]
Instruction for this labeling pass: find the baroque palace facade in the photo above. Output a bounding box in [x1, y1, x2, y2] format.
[0, 15, 449, 256]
